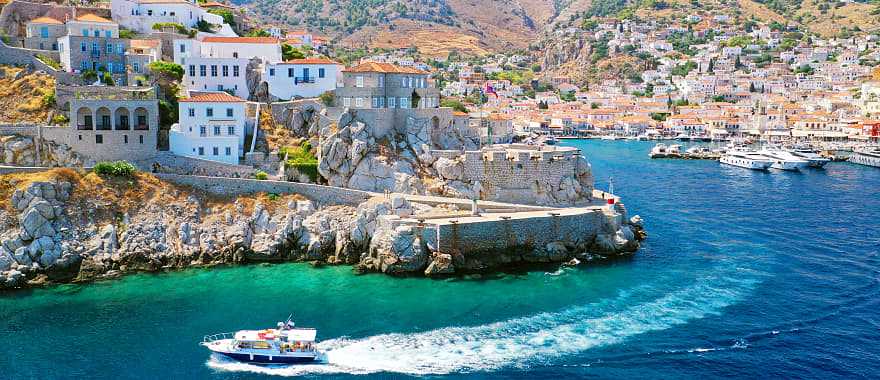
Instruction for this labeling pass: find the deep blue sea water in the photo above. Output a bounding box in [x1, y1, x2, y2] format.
[2, 140, 879, 379]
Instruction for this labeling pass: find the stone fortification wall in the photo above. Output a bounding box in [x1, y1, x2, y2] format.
[156, 173, 374, 206]
[0, 40, 41, 66]
[0, 125, 38, 137]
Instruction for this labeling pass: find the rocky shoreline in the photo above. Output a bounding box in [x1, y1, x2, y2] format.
[0, 171, 645, 290]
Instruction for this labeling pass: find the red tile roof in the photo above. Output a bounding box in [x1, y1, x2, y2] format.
[281, 58, 339, 65]
[75, 14, 113, 23]
[29, 16, 62, 25]
[343, 61, 428, 75]
[179, 92, 245, 103]
[201, 36, 279, 44]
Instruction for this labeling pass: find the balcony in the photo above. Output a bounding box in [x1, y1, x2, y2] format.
[96, 123, 112, 131]
[116, 123, 130, 130]
[90, 49, 101, 58]
[134, 124, 149, 131]
[295, 77, 315, 85]
[77, 124, 93, 130]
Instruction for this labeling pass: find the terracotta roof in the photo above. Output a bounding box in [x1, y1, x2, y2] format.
[343, 61, 428, 74]
[179, 92, 245, 103]
[29, 16, 62, 25]
[280, 58, 339, 65]
[136, 0, 190, 3]
[75, 14, 113, 23]
[130, 39, 160, 49]
[201, 36, 279, 44]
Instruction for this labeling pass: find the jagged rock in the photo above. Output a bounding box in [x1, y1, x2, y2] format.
[424, 253, 454, 276]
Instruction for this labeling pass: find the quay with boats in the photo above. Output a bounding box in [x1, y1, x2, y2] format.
[646, 141, 874, 171]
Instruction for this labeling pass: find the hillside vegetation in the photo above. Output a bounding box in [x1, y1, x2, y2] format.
[0, 65, 56, 124]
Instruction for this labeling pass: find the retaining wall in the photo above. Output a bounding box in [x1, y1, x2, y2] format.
[156, 173, 375, 206]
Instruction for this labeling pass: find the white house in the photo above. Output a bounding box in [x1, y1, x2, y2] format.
[111, 0, 225, 34]
[175, 36, 282, 99]
[263, 58, 342, 100]
[170, 91, 248, 164]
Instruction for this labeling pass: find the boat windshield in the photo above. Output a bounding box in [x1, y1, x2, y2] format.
[236, 341, 272, 350]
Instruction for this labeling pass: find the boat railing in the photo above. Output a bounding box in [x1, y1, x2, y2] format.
[203, 332, 236, 343]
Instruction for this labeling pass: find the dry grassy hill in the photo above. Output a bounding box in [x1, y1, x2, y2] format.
[0, 65, 55, 124]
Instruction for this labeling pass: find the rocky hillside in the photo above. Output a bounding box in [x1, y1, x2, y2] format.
[0, 65, 56, 125]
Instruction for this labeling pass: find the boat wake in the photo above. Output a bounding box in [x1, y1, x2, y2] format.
[207, 265, 763, 376]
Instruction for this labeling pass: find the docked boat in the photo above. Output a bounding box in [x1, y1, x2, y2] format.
[849, 147, 880, 168]
[720, 150, 773, 170]
[649, 143, 668, 158]
[202, 318, 320, 364]
[758, 147, 809, 171]
[788, 148, 831, 168]
[667, 144, 683, 155]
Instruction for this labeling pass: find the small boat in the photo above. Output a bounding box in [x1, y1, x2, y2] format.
[649, 143, 668, 158]
[788, 148, 830, 168]
[600, 135, 618, 140]
[202, 317, 320, 364]
[667, 144, 682, 155]
[720, 150, 772, 170]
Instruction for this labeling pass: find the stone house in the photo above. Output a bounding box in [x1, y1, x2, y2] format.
[57, 14, 130, 80]
[60, 85, 160, 162]
[24, 16, 65, 51]
[334, 61, 439, 110]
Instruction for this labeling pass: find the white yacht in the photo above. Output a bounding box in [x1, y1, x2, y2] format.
[202, 317, 320, 364]
[849, 147, 880, 168]
[649, 143, 668, 158]
[720, 150, 773, 170]
[788, 148, 831, 168]
[667, 144, 683, 155]
[757, 147, 809, 171]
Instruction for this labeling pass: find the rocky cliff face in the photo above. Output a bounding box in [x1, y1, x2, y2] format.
[0, 135, 91, 167]
[0, 171, 644, 289]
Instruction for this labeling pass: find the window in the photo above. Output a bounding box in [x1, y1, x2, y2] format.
[93, 30, 99, 37]
[356, 76, 364, 88]
[226, 108, 233, 117]
[189, 65, 195, 77]
[40, 27, 48, 38]
[212, 126, 220, 135]
[92, 42, 98, 52]
[107, 62, 113, 73]
[132, 62, 140, 73]
[232, 52, 238, 58]
[95, 134, 103, 144]
[188, 108, 195, 117]
[217, 84, 223, 91]
[147, 10, 153, 16]
[269, 68, 275, 76]
[210, 65, 217, 77]
[288, 68, 294, 77]
[82, 28, 88, 37]
[106, 43, 113, 53]
[222, 65, 228, 77]
[371, 97, 378, 108]
[401, 76, 407, 88]
[124, 135, 128, 144]
[198, 147, 204, 155]
[355, 97, 363, 108]
[388, 97, 396, 108]
[117, 45, 124, 55]
[206, 108, 213, 117]
[303, 68, 310, 79]
[399, 97, 408, 108]
[199, 126, 206, 135]
[39, 42, 44, 50]
[80, 41, 86, 52]
[179, 44, 186, 53]
[318, 68, 325, 78]
[213, 147, 219, 156]
[378, 75, 384, 87]
[378, 97, 385, 108]
[81, 61, 88, 70]
[227, 126, 234, 135]
[225, 147, 232, 155]
[199, 65, 206, 76]
[232, 66, 239, 77]
[105, 30, 111, 38]
[343, 97, 351, 107]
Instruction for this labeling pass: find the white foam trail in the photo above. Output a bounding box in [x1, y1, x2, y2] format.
[208, 266, 762, 376]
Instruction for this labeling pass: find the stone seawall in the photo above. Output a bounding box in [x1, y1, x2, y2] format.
[156, 173, 375, 206]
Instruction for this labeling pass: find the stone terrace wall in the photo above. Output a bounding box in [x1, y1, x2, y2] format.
[156, 173, 375, 206]
[426, 207, 607, 255]
[0, 125, 38, 137]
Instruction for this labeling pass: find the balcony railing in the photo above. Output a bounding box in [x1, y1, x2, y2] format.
[116, 123, 130, 130]
[96, 123, 112, 130]
[134, 124, 149, 131]
[77, 124, 93, 130]
[90, 49, 101, 58]
[295, 77, 315, 84]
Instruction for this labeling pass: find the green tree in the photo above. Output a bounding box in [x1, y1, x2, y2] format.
[440, 99, 469, 113]
[282, 44, 306, 61]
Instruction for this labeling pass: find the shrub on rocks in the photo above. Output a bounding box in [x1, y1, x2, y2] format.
[93, 161, 137, 178]
[254, 171, 269, 180]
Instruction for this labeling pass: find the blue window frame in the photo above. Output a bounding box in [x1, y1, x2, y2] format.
[318, 68, 325, 78]
[206, 108, 213, 117]
[199, 65, 206, 76]
[80, 41, 86, 52]
[226, 108, 233, 117]
[105, 30, 111, 38]
[40, 27, 48, 38]
[106, 43, 113, 53]
[269, 68, 275, 76]
[82, 28, 88, 37]
[189, 65, 195, 76]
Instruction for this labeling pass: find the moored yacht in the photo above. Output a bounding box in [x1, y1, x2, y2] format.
[788, 148, 831, 168]
[849, 147, 880, 168]
[202, 317, 320, 364]
[720, 150, 773, 170]
[757, 147, 809, 171]
[649, 143, 668, 158]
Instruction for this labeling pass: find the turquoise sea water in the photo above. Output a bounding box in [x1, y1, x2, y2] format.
[2, 140, 879, 379]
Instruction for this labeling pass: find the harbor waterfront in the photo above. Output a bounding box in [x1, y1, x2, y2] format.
[2, 139, 879, 378]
